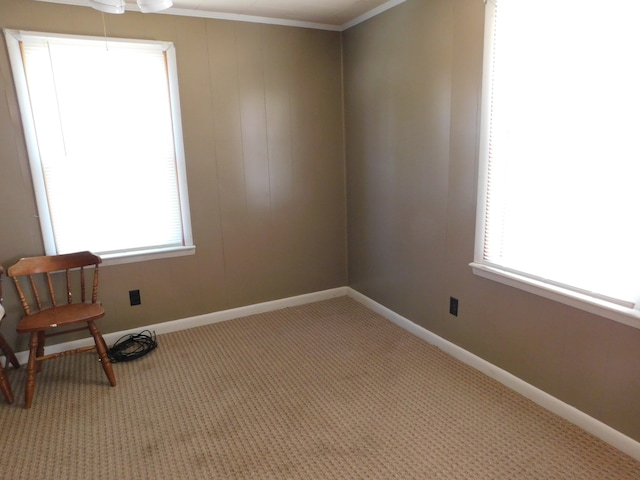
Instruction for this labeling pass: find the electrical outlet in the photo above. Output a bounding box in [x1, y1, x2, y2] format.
[449, 297, 459, 316]
[129, 289, 141, 306]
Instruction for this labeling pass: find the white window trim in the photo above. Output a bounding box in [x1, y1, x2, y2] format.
[471, 0, 640, 331]
[4, 29, 195, 265]
[101, 245, 195, 266]
[470, 262, 640, 330]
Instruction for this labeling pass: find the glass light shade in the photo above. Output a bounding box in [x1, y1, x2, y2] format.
[89, 0, 125, 14]
[137, 0, 173, 13]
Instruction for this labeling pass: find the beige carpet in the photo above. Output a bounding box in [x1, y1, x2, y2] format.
[1, 296, 638, 479]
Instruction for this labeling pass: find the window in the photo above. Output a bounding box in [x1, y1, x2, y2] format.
[472, 0, 640, 328]
[5, 30, 194, 265]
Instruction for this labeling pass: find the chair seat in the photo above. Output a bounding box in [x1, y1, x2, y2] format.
[17, 303, 105, 333]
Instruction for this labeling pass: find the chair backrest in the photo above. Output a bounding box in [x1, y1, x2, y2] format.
[8, 252, 102, 316]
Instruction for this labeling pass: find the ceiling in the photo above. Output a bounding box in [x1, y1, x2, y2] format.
[37, 0, 406, 30]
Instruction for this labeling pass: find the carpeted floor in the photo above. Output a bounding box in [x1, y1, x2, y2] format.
[1, 296, 639, 479]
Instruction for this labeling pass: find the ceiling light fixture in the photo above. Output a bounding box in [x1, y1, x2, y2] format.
[89, 0, 125, 14]
[137, 0, 173, 13]
[89, 0, 173, 14]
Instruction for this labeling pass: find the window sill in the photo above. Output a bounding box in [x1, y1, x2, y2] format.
[100, 245, 196, 267]
[470, 262, 640, 331]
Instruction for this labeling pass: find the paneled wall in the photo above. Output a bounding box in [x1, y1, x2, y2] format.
[0, 0, 346, 349]
[344, 0, 640, 442]
[3, 0, 640, 446]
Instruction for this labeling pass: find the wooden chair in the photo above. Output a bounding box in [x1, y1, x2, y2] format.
[0, 266, 20, 404]
[8, 252, 116, 408]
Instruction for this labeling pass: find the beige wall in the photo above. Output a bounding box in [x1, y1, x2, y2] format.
[2, 0, 640, 445]
[0, 0, 347, 348]
[344, 0, 640, 442]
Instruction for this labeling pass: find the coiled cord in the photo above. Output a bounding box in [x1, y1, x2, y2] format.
[107, 330, 157, 363]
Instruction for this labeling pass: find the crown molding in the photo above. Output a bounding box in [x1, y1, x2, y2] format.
[34, 0, 406, 31]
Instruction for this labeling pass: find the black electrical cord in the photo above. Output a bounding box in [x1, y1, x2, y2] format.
[107, 330, 157, 363]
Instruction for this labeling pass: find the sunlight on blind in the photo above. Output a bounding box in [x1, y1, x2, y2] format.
[20, 34, 183, 255]
[483, 0, 640, 306]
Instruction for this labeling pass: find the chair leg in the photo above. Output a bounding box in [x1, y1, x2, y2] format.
[0, 333, 20, 370]
[24, 332, 39, 409]
[0, 333, 18, 404]
[0, 366, 13, 404]
[36, 331, 45, 373]
[88, 322, 116, 387]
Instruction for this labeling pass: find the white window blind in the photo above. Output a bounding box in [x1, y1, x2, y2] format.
[475, 0, 640, 313]
[5, 30, 193, 261]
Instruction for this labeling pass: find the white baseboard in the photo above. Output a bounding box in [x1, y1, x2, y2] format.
[11, 286, 349, 366]
[7, 285, 639, 461]
[346, 287, 640, 462]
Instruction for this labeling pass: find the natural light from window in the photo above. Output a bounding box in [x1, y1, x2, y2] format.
[5, 30, 193, 264]
[473, 0, 640, 326]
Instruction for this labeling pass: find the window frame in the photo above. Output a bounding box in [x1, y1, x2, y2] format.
[4, 29, 195, 266]
[470, 0, 640, 330]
